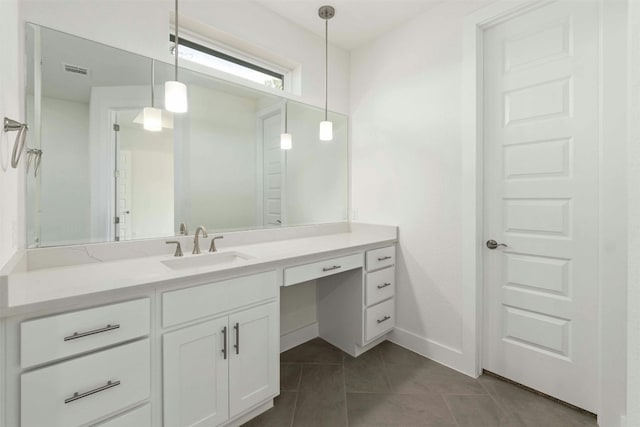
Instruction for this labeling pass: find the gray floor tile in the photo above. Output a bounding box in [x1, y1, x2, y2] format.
[378, 341, 433, 366]
[478, 375, 597, 427]
[262, 339, 596, 427]
[242, 391, 297, 427]
[445, 394, 520, 427]
[281, 364, 302, 391]
[281, 338, 344, 364]
[292, 390, 348, 427]
[385, 362, 486, 395]
[298, 364, 345, 394]
[347, 392, 457, 427]
[344, 348, 391, 393]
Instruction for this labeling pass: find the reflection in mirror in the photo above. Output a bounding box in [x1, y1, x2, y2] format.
[25, 23, 348, 248]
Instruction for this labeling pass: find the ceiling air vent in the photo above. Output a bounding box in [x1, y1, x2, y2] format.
[63, 63, 89, 76]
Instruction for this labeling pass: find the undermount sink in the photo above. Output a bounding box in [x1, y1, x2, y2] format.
[161, 251, 252, 270]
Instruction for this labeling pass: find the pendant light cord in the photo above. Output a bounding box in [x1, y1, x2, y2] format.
[151, 59, 155, 107]
[324, 18, 328, 121]
[174, 0, 179, 81]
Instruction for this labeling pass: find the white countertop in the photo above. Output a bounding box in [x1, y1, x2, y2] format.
[0, 223, 397, 311]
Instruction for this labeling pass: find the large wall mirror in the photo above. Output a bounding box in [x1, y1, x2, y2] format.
[25, 24, 348, 248]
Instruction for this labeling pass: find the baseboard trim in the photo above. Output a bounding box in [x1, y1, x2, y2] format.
[388, 327, 472, 376]
[280, 322, 319, 353]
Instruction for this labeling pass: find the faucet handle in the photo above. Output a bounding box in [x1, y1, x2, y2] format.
[209, 236, 224, 252]
[179, 223, 189, 235]
[166, 241, 183, 257]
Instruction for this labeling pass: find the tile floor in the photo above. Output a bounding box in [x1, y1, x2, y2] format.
[243, 338, 597, 427]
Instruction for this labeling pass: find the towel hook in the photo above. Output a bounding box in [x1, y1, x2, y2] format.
[4, 117, 29, 168]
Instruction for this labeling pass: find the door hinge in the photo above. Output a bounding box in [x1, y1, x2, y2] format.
[114, 216, 120, 224]
[113, 170, 120, 178]
[113, 124, 120, 132]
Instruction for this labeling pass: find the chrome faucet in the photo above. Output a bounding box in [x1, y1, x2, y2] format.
[179, 223, 189, 236]
[193, 226, 208, 254]
[209, 235, 224, 252]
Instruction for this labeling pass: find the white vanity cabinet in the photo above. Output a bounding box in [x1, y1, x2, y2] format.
[14, 299, 152, 427]
[161, 271, 279, 427]
[306, 245, 396, 357]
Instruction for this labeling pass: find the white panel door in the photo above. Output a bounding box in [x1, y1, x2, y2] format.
[228, 302, 279, 417]
[163, 318, 229, 427]
[483, 1, 598, 411]
[262, 113, 284, 227]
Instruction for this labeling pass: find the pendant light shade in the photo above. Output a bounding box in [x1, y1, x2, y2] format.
[143, 107, 162, 131]
[319, 5, 334, 141]
[165, 81, 188, 113]
[280, 101, 292, 150]
[319, 121, 332, 141]
[165, 0, 188, 113]
[280, 133, 292, 150]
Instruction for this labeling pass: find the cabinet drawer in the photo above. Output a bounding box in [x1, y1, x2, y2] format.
[284, 253, 363, 286]
[21, 339, 150, 427]
[21, 298, 150, 368]
[365, 299, 395, 342]
[96, 404, 151, 427]
[365, 267, 395, 307]
[163, 271, 277, 328]
[366, 246, 395, 271]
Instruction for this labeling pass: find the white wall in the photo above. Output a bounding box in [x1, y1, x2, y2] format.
[35, 97, 90, 246]
[286, 103, 349, 225]
[351, 1, 489, 369]
[627, 0, 640, 424]
[0, 0, 21, 267]
[119, 123, 174, 240]
[182, 85, 257, 231]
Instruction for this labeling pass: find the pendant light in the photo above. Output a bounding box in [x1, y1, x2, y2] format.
[143, 59, 162, 131]
[319, 5, 334, 141]
[165, 0, 188, 113]
[280, 101, 292, 150]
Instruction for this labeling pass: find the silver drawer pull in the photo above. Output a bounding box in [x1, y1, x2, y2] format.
[377, 315, 391, 324]
[377, 256, 392, 261]
[322, 265, 341, 272]
[377, 282, 392, 289]
[64, 380, 121, 404]
[64, 324, 120, 341]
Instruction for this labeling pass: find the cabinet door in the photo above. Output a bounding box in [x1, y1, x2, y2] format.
[228, 302, 279, 417]
[163, 318, 229, 427]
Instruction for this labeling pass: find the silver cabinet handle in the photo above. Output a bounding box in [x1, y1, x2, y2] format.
[377, 315, 391, 324]
[64, 380, 120, 404]
[234, 322, 240, 355]
[221, 326, 228, 360]
[377, 256, 392, 261]
[322, 265, 341, 272]
[64, 324, 120, 341]
[377, 282, 392, 289]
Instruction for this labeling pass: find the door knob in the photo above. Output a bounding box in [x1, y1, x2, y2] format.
[486, 239, 508, 250]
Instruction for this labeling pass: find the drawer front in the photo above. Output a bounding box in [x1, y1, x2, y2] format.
[366, 246, 395, 271]
[365, 267, 395, 307]
[365, 299, 395, 342]
[21, 339, 150, 427]
[162, 270, 277, 328]
[96, 404, 151, 427]
[284, 253, 363, 287]
[21, 298, 150, 368]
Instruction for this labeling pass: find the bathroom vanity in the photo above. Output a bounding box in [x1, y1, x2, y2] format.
[0, 223, 397, 427]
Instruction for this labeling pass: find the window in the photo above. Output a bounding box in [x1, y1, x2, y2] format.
[170, 35, 285, 90]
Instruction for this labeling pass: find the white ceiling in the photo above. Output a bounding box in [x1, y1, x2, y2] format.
[253, 0, 445, 50]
